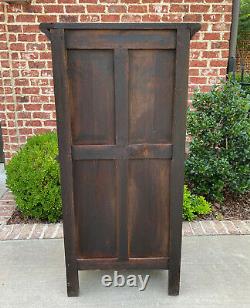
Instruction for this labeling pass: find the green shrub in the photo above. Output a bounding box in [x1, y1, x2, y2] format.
[229, 73, 250, 96]
[183, 185, 211, 221]
[186, 80, 250, 202]
[6, 132, 62, 223]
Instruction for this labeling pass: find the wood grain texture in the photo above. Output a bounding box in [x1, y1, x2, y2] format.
[66, 30, 176, 49]
[77, 257, 169, 270]
[68, 50, 115, 145]
[50, 28, 79, 297]
[129, 50, 175, 144]
[128, 160, 170, 258]
[73, 160, 117, 258]
[72, 144, 173, 160]
[168, 28, 190, 296]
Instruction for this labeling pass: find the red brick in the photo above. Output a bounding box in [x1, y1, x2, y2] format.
[100, 0, 118, 2]
[18, 112, 32, 119]
[33, 128, 52, 134]
[162, 14, 183, 22]
[205, 0, 224, 2]
[25, 120, 42, 127]
[28, 61, 46, 69]
[80, 14, 100, 22]
[183, 14, 202, 22]
[9, 43, 25, 51]
[190, 77, 207, 84]
[142, 14, 161, 22]
[202, 51, 220, 58]
[7, 25, 22, 32]
[121, 14, 141, 22]
[210, 59, 228, 67]
[212, 5, 232, 13]
[189, 69, 200, 76]
[211, 41, 229, 49]
[203, 32, 221, 40]
[190, 41, 208, 49]
[190, 4, 210, 12]
[22, 25, 40, 32]
[16, 15, 36, 23]
[59, 15, 79, 22]
[190, 60, 208, 67]
[44, 120, 56, 126]
[101, 14, 120, 22]
[19, 128, 33, 134]
[203, 14, 223, 22]
[32, 112, 51, 119]
[222, 32, 230, 40]
[87, 5, 106, 13]
[79, 0, 98, 2]
[29, 5, 44, 13]
[224, 14, 232, 22]
[141, 0, 160, 3]
[128, 5, 148, 13]
[24, 104, 42, 111]
[108, 5, 127, 13]
[37, 15, 57, 23]
[36, 0, 56, 3]
[57, 0, 74, 3]
[44, 5, 64, 13]
[149, 5, 169, 13]
[190, 50, 201, 59]
[212, 22, 231, 32]
[170, 4, 189, 12]
[221, 50, 229, 58]
[65, 5, 86, 13]
[18, 34, 37, 42]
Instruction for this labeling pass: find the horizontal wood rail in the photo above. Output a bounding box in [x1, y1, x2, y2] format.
[65, 30, 176, 50]
[77, 257, 169, 270]
[72, 144, 173, 160]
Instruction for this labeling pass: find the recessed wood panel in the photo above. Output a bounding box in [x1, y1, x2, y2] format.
[68, 50, 115, 145]
[128, 160, 170, 258]
[73, 160, 117, 258]
[129, 50, 175, 144]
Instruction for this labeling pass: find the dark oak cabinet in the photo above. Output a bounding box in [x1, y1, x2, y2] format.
[40, 23, 200, 296]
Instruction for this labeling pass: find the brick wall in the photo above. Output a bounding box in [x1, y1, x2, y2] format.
[0, 0, 232, 160]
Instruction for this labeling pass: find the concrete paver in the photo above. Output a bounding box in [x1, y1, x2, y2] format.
[0, 235, 249, 308]
[0, 164, 6, 198]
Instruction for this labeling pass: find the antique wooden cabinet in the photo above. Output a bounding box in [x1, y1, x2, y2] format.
[40, 23, 200, 296]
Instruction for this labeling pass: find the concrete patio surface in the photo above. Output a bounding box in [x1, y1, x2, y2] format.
[0, 235, 249, 308]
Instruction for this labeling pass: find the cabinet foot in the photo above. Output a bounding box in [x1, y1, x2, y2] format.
[66, 266, 79, 297]
[168, 267, 180, 296]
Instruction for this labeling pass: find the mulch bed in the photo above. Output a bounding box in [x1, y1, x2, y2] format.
[7, 210, 61, 225]
[7, 192, 250, 224]
[202, 192, 250, 221]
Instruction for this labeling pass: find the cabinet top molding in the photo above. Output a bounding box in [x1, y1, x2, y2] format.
[40, 22, 201, 40]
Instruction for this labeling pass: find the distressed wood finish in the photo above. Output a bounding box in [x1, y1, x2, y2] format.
[50, 29, 79, 297]
[40, 23, 200, 297]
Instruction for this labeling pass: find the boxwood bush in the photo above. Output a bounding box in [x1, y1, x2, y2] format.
[183, 185, 211, 221]
[186, 80, 250, 202]
[6, 132, 62, 223]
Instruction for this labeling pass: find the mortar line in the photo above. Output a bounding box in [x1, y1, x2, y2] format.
[3, 4, 21, 151]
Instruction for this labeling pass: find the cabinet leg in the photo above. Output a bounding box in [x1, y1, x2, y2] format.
[168, 265, 180, 296]
[66, 264, 79, 297]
